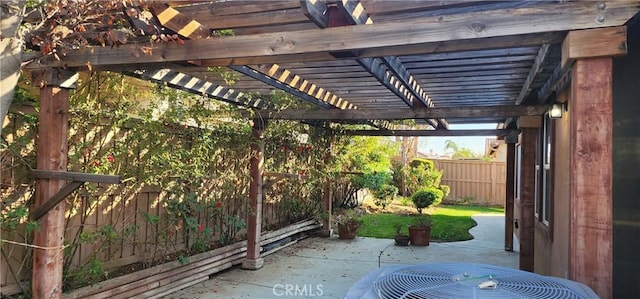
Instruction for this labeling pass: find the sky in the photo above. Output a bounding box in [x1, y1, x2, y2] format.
[417, 123, 498, 155]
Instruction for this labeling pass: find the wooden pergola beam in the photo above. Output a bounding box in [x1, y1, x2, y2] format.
[334, 0, 448, 129]
[127, 69, 270, 108]
[25, 2, 637, 70]
[538, 26, 627, 103]
[341, 129, 517, 137]
[516, 44, 551, 105]
[246, 105, 548, 121]
[229, 65, 334, 109]
[143, 3, 386, 129]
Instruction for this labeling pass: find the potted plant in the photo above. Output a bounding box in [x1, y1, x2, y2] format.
[393, 223, 410, 246]
[408, 214, 432, 246]
[335, 209, 363, 240]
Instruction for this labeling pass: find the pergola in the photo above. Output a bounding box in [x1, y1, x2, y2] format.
[21, 1, 639, 298]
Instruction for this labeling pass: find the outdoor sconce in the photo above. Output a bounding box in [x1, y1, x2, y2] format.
[548, 103, 564, 119]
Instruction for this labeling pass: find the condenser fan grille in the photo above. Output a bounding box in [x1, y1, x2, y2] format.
[346, 263, 598, 299]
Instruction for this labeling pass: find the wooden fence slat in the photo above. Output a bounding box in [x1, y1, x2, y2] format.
[434, 159, 506, 206]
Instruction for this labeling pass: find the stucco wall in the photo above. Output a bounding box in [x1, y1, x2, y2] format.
[534, 96, 570, 279]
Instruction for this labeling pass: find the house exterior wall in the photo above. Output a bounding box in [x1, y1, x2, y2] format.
[534, 96, 570, 279]
[532, 17, 640, 297]
[612, 16, 640, 299]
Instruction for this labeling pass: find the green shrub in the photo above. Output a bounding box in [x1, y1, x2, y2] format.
[372, 184, 398, 209]
[404, 158, 442, 195]
[411, 187, 444, 213]
[409, 158, 435, 170]
[439, 185, 450, 199]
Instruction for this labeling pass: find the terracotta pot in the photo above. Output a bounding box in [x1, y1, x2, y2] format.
[408, 225, 431, 246]
[337, 220, 359, 239]
[394, 235, 410, 246]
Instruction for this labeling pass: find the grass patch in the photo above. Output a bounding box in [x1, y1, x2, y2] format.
[357, 205, 504, 242]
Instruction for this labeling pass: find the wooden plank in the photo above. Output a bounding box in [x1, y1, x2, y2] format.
[299, 0, 328, 28]
[409, 62, 533, 74]
[404, 54, 537, 68]
[518, 128, 537, 272]
[178, 1, 300, 17]
[416, 68, 531, 80]
[318, 0, 444, 128]
[243, 120, 266, 269]
[232, 66, 391, 129]
[147, 276, 208, 299]
[191, 8, 309, 30]
[63, 241, 248, 299]
[249, 105, 548, 120]
[516, 44, 550, 104]
[229, 66, 329, 108]
[505, 142, 515, 251]
[31, 181, 84, 220]
[517, 116, 542, 129]
[569, 58, 613, 299]
[342, 129, 517, 137]
[149, 3, 208, 39]
[32, 86, 70, 299]
[64, 219, 321, 298]
[31, 170, 121, 184]
[28, 2, 637, 69]
[561, 26, 627, 69]
[126, 69, 269, 109]
[401, 46, 540, 62]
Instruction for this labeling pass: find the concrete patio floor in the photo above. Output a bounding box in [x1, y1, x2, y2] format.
[168, 215, 519, 299]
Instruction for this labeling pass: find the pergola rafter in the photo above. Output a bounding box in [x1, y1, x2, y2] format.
[128, 69, 270, 108]
[145, 2, 389, 130]
[301, 0, 447, 129]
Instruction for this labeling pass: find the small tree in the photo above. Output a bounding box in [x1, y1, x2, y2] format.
[411, 187, 444, 214]
[371, 184, 398, 209]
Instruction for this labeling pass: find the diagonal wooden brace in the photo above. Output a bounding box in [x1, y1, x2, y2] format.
[31, 181, 84, 220]
[31, 170, 121, 220]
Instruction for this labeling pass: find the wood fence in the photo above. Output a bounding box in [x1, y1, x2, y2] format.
[0, 184, 306, 296]
[433, 159, 506, 207]
[1, 109, 323, 295]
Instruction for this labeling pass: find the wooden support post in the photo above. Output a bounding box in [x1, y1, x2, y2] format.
[505, 141, 516, 252]
[32, 84, 71, 298]
[518, 126, 538, 272]
[569, 58, 613, 299]
[320, 179, 333, 237]
[242, 119, 267, 270]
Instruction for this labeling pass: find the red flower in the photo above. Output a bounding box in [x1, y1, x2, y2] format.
[93, 160, 101, 167]
[107, 155, 115, 163]
[296, 146, 303, 153]
[215, 202, 222, 208]
[198, 224, 205, 232]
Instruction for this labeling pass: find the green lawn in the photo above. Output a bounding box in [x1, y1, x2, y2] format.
[357, 205, 504, 242]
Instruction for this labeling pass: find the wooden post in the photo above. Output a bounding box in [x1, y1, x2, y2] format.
[320, 179, 333, 237]
[242, 119, 266, 270]
[569, 58, 613, 298]
[505, 140, 516, 252]
[517, 117, 539, 272]
[32, 85, 71, 298]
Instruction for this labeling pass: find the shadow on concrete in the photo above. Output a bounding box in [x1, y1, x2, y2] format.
[168, 215, 519, 299]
